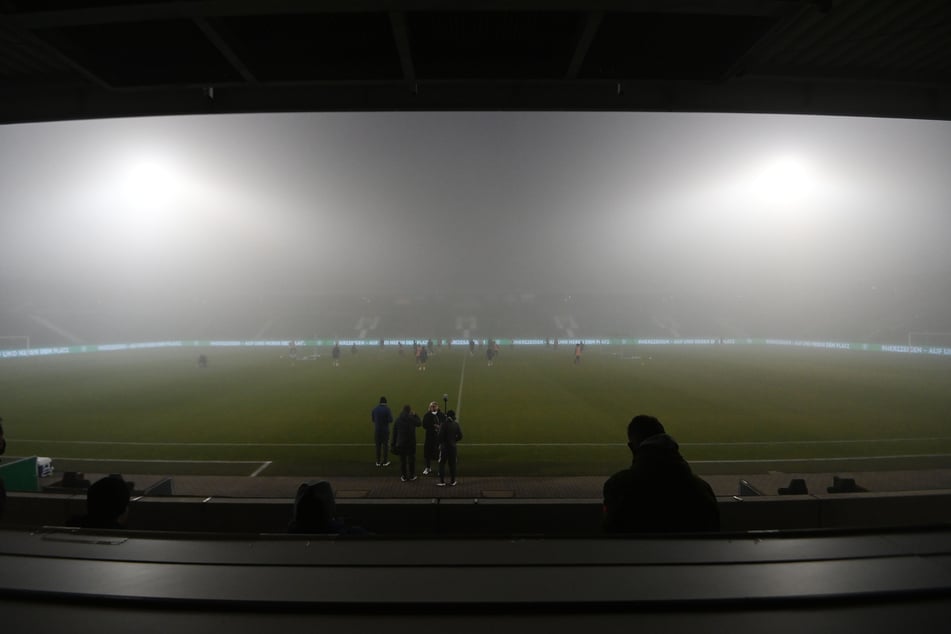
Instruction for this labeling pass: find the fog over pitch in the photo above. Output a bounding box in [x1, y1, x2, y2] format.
[1, 112, 950, 339]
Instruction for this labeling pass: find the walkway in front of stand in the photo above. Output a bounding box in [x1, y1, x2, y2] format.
[97, 468, 951, 500]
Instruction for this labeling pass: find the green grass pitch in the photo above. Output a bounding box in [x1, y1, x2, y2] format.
[2, 344, 951, 477]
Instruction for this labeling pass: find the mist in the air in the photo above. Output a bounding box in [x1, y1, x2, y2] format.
[2, 111, 950, 345]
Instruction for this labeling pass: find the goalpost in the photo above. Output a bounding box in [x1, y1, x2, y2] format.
[0, 336, 30, 351]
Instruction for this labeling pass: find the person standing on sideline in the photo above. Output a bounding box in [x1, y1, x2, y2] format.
[332, 342, 341, 367]
[391, 404, 422, 482]
[436, 409, 463, 487]
[418, 344, 429, 371]
[370, 396, 393, 467]
[602, 415, 719, 533]
[573, 342, 582, 364]
[421, 401, 446, 475]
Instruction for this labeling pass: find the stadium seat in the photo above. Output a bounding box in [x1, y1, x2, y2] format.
[828, 476, 866, 494]
[778, 478, 808, 495]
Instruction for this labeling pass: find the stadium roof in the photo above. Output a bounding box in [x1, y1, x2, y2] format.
[1, 0, 950, 125]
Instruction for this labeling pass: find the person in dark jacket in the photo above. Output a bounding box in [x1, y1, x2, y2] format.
[370, 396, 393, 467]
[602, 415, 719, 533]
[391, 404, 422, 481]
[421, 401, 445, 475]
[436, 410, 463, 487]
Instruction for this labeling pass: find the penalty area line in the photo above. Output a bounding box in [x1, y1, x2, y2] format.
[20, 438, 951, 449]
[249, 461, 272, 477]
[42, 457, 264, 464]
[691, 453, 951, 465]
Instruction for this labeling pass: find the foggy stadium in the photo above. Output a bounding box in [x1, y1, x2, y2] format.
[3, 111, 951, 348]
[3, 2, 951, 630]
[3, 110, 951, 499]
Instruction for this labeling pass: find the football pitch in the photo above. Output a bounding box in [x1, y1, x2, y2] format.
[3, 343, 951, 478]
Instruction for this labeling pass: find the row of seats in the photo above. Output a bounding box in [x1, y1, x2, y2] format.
[4, 488, 951, 535]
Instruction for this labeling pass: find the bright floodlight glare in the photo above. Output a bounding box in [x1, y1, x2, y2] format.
[91, 149, 208, 249]
[742, 153, 817, 214]
[116, 155, 181, 217]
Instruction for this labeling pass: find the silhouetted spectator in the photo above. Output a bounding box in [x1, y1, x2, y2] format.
[70, 475, 131, 529]
[602, 415, 719, 533]
[371, 396, 393, 467]
[421, 401, 445, 475]
[288, 480, 336, 533]
[436, 410, 463, 487]
[0, 415, 7, 459]
[391, 404, 422, 481]
[0, 477, 6, 520]
[288, 480, 367, 535]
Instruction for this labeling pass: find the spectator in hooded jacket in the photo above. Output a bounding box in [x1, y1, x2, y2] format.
[602, 415, 719, 533]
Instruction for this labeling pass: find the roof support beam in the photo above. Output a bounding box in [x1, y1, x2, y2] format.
[192, 16, 259, 85]
[389, 11, 416, 86]
[565, 11, 602, 80]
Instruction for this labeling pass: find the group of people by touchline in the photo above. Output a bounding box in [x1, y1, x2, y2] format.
[370, 402, 718, 532]
[0, 405, 719, 535]
[370, 396, 463, 486]
[365, 393, 718, 532]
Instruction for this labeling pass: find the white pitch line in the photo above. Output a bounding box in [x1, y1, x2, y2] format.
[17, 439, 372, 447]
[454, 349, 467, 419]
[450, 438, 951, 447]
[692, 453, 951, 464]
[31, 453, 951, 466]
[17, 437, 951, 448]
[679, 438, 951, 447]
[249, 461, 272, 477]
[45, 452, 951, 462]
[46, 457, 263, 464]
